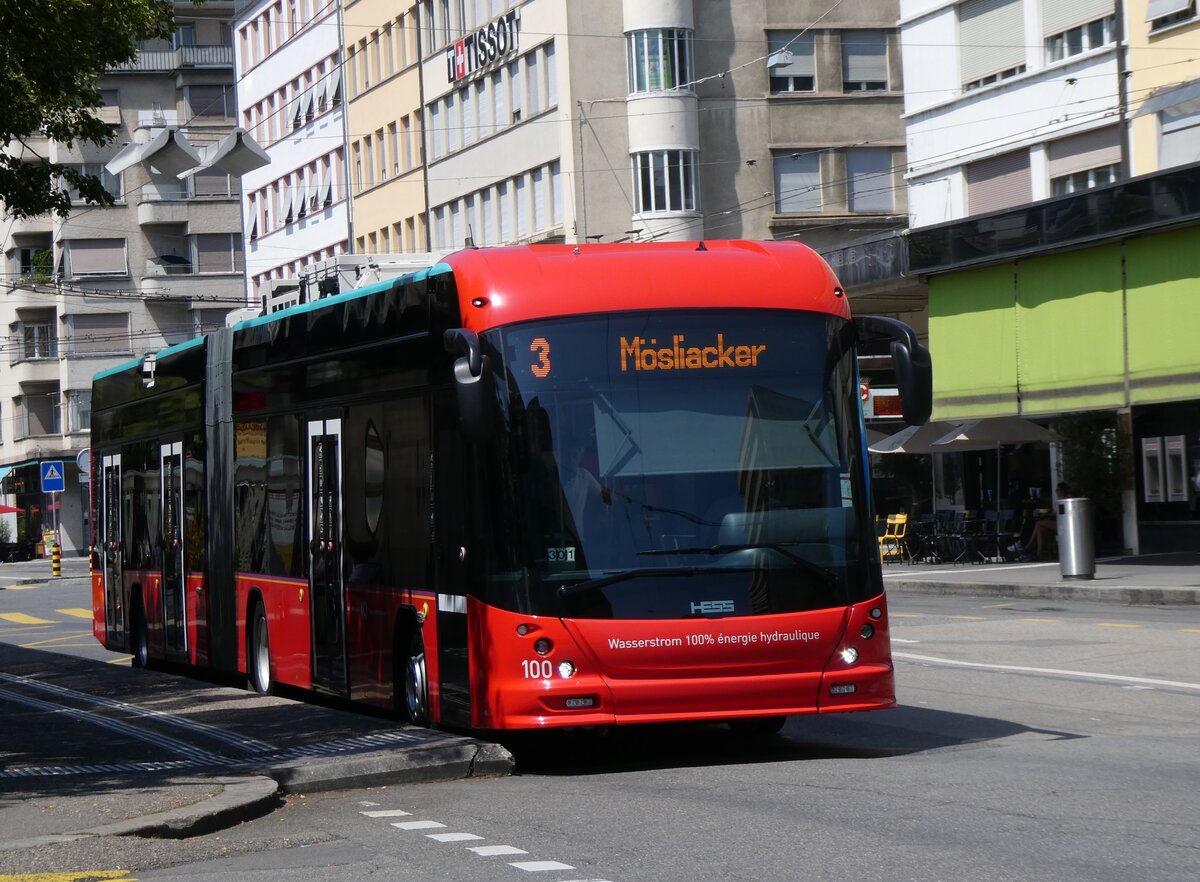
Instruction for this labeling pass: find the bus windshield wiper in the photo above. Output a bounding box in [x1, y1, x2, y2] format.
[637, 544, 838, 584]
[557, 566, 746, 599]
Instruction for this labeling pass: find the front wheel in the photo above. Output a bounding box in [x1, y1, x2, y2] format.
[402, 634, 429, 726]
[248, 601, 273, 695]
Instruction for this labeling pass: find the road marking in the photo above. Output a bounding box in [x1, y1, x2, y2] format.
[392, 820, 446, 831]
[2, 584, 42, 591]
[511, 861, 576, 872]
[981, 603, 1013, 608]
[56, 608, 94, 619]
[1180, 629, 1200, 633]
[0, 872, 136, 881]
[891, 613, 921, 618]
[18, 633, 91, 648]
[950, 615, 985, 620]
[1022, 618, 1058, 623]
[469, 845, 528, 856]
[0, 612, 55, 624]
[428, 832, 485, 842]
[1097, 623, 1141, 629]
[892, 638, 920, 644]
[895, 651, 1200, 691]
[360, 809, 411, 818]
[886, 561, 1059, 578]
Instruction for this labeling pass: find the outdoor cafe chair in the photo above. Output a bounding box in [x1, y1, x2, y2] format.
[878, 513, 910, 563]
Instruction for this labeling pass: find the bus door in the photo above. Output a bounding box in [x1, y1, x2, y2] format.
[308, 417, 347, 694]
[160, 442, 187, 655]
[100, 454, 124, 645]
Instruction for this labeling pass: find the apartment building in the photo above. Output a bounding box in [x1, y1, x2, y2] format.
[414, 0, 907, 257]
[0, 2, 244, 555]
[235, 0, 352, 303]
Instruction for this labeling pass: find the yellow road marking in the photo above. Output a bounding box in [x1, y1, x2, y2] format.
[56, 608, 94, 619]
[1097, 623, 1141, 629]
[981, 603, 1013, 608]
[19, 633, 92, 648]
[106, 656, 132, 665]
[892, 613, 922, 618]
[0, 612, 55, 625]
[1180, 629, 1200, 633]
[950, 615, 985, 620]
[0, 872, 136, 881]
[1023, 618, 1058, 623]
[2, 584, 40, 590]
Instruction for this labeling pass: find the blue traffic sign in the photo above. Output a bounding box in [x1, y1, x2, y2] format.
[40, 460, 65, 493]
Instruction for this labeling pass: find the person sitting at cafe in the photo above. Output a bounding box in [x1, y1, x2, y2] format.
[1014, 482, 1072, 560]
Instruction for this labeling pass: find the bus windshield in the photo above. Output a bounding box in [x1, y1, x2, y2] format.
[474, 309, 877, 620]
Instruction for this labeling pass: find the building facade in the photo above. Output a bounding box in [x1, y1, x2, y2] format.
[0, 2, 244, 555]
[235, 0, 352, 303]
[897, 0, 1200, 552]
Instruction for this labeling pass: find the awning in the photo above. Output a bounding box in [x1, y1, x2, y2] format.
[139, 127, 204, 176]
[1147, 0, 1191, 22]
[202, 128, 270, 177]
[1133, 79, 1200, 118]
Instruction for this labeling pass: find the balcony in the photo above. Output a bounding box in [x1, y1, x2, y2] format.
[111, 44, 233, 73]
[140, 269, 244, 307]
[9, 215, 53, 237]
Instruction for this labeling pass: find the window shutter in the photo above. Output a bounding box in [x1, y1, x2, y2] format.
[774, 153, 821, 213]
[768, 31, 815, 77]
[1160, 108, 1200, 168]
[1048, 126, 1121, 178]
[847, 148, 894, 212]
[69, 239, 126, 276]
[71, 313, 129, 354]
[1146, 0, 1191, 22]
[966, 149, 1031, 215]
[842, 31, 887, 83]
[960, 0, 1025, 83]
[1042, 0, 1113, 36]
[194, 234, 233, 273]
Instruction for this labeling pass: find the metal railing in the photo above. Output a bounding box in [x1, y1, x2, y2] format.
[110, 44, 233, 73]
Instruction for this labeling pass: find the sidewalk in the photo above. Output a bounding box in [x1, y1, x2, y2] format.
[883, 551, 1200, 604]
[0, 642, 512, 852]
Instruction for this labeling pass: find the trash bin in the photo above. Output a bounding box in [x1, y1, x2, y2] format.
[1057, 497, 1094, 580]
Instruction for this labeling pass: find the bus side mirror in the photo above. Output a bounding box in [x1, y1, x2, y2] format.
[444, 328, 495, 441]
[853, 315, 933, 426]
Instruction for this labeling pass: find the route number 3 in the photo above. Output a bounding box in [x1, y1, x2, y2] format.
[530, 337, 551, 378]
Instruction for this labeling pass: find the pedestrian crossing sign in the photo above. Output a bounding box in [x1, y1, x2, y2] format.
[40, 460, 65, 493]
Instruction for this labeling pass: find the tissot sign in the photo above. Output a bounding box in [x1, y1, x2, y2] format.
[447, 9, 521, 84]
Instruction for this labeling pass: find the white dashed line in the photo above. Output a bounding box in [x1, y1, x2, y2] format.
[469, 845, 528, 856]
[361, 809, 411, 818]
[426, 832, 485, 842]
[511, 861, 577, 872]
[392, 820, 447, 830]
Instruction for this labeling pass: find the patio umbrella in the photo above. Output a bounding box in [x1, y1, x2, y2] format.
[869, 421, 964, 455]
[932, 416, 1057, 522]
[869, 421, 965, 514]
[0, 504, 23, 514]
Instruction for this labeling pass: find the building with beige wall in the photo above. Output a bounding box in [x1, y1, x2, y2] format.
[1127, 0, 1200, 174]
[343, 0, 428, 254]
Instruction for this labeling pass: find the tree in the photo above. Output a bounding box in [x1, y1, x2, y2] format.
[0, 1, 183, 219]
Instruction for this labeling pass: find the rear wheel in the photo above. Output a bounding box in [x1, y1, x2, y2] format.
[130, 599, 149, 669]
[248, 601, 273, 695]
[402, 633, 429, 726]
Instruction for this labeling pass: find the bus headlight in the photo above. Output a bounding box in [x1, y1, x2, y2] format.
[557, 660, 576, 679]
[840, 647, 859, 664]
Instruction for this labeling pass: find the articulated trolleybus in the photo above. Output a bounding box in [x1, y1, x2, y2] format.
[90, 241, 931, 734]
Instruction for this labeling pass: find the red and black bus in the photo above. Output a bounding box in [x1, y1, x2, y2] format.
[91, 241, 931, 733]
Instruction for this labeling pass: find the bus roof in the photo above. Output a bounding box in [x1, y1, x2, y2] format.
[443, 240, 848, 333]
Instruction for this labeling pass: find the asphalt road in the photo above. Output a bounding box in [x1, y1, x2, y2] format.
[1, 587, 1196, 882]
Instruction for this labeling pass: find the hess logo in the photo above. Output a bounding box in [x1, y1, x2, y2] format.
[691, 599, 735, 615]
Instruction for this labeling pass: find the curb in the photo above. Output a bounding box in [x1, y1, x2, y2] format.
[888, 581, 1200, 605]
[264, 738, 515, 794]
[0, 775, 280, 851]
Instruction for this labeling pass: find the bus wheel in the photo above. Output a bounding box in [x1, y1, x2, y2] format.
[402, 634, 429, 726]
[130, 600, 149, 669]
[728, 716, 786, 738]
[248, 601, 274, 695]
